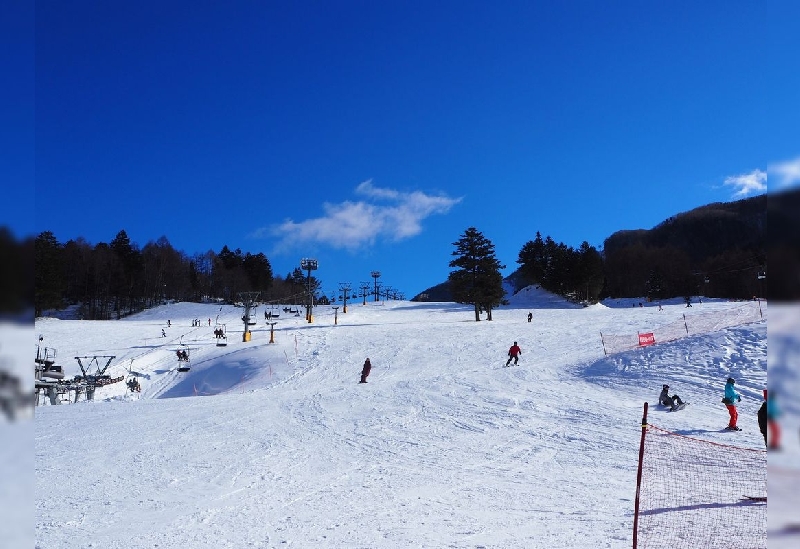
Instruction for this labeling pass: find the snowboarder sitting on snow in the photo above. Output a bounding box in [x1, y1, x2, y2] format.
[658, 384, 684, 410]
[360, 358, 372, 384]
[505, 342, 521, 366]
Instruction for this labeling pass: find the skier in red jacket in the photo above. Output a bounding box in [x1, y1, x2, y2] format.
[505, 342, 521, 366]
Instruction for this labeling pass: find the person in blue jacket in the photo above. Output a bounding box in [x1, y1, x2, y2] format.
[722, 377, 741, 431]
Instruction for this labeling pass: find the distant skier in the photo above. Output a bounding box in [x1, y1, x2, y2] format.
[722, 377, 741, 431]
[659, 384, 685, 411]
[167, 319, 171, 327]
[527, 312, 533, 323]
[359, 358, 372, 384]
[505, 342, 521, 366]
[161, 329, 166, 338]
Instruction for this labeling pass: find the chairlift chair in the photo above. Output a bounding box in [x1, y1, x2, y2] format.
[125, 372, 141, 393]
[57, 386, 71, 404]
[125, 361, 141, 393]
[214, 323, 228, 347]
[176, 345, 191, 372]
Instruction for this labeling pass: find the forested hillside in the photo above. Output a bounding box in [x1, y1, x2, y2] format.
[602, 195, 766, 300]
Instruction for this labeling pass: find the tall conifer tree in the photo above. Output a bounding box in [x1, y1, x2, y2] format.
[448, 227, 505, 321]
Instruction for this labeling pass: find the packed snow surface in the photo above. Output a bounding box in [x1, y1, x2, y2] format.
[28, 289, 789, 548]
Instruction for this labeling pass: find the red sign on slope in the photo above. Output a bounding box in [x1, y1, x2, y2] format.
[638, 332, 655, 347]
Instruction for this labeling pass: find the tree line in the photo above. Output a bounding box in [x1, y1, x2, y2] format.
[34, 230, 322, 319]
[444, 195, 768, 317]
[22, 194, 776, 320]
[446, 227, 604, 318]
[516, 232, 604, 302]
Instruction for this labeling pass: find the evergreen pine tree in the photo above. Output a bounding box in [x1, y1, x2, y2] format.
[448, 227, 506, 321]
[516, 231, 546, 286]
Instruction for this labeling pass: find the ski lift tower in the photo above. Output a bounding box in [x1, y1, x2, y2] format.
[74, 355, 118, 401]
[360, 282, 371, 305]
[237, 291, 261, 342]
[34, 339, 65, 406]
[301, 258, 318, 323]
[371, 271, 381, 302]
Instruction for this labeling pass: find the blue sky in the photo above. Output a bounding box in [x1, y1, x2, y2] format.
[10, 1, 799, 297]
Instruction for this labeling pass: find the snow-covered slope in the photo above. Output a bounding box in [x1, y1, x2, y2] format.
[28, 292, 791, 548]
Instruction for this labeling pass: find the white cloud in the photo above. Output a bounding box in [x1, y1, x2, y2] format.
[355, 179, 400, 201]
[256, 181, 462, 252]
[722, 169, 767, 198]
[768, 156, 800, 190]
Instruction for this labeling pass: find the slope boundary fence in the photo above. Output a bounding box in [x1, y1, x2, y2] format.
[601, 301, 764, 356]
[632, 402, 766, 549]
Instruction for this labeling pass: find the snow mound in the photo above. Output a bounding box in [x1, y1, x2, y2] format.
[503, 283, 583, 309]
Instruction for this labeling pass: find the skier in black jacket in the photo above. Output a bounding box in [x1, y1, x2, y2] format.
[659, 384, 684, 411]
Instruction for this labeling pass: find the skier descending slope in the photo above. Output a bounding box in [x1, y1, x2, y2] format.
[505, 341, 521, 367]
